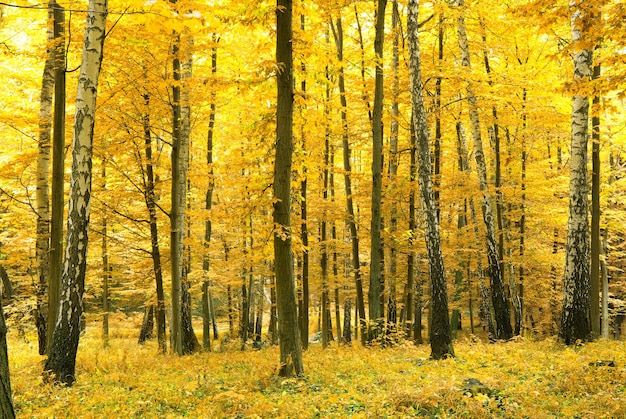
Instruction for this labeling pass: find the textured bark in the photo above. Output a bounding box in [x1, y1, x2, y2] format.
[0, 292, 14, 419]
[48, 1, 66, 353]
[43, 0, 107, 385]
[141, 94, 167, 353]
[405, 115, 417, 339]
[560, 0, 593, 344]
[408, 0, 453, 359]
[456, 0, 511, 340]
[331, 16, 366, 345]
[368, 0, 387, 341]
[35, 3, 55, 355]
[274, 0, 303, 377]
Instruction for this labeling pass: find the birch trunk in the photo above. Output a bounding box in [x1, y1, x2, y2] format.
[35, 3, 55, 355]
[560, 0, 593, 344]
[455, 0, 512, 340]
[407, 0, 453, 359]
[43, 0, 107, 385]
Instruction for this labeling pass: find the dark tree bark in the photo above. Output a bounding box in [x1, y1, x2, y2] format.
[590, 62, 601, 337]
[138, 304, 155, 344]
[408, 0, 454, 359]
[141, 94, 167, 353]
[274, 0, 304, 377]
[48, 0, 66, 353]
[0, 292, 15, 419]
[44, 0, 107, 385]
[101, 158, 110, 348]
[368, 0, 387, 341]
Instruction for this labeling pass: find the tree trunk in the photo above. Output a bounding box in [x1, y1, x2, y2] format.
[138, 304, 155, 344]
[455, 0, 512, 340]
[35, 3, 55, 356]
[0, 290, 15, 419]
[101, 158, 110, 348]
[202, 37, 218, 353]
[47, 0, 66, 354]
[369, 0, 387, 341]
[331, 16, 367, 346]
[0, 267, 12, 301]
[560, 0, 593, 344]
[43, 0, 107, 385]
[274, 0, 303, 377]
[268, 273, 278, 346]
[408, 0, 454, 359]
[181, 281, 200, 354]
[590, 62, 601, 338]
[141, 94, 167, 353]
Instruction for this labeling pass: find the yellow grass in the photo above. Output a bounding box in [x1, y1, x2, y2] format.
[7, 321, 626, 418]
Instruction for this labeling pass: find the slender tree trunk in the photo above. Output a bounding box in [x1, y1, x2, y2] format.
[408, 0, 454, 359]
[138, 304, 155, 344]
[590, 62, 601, 337]
[601, 230, 609, 338]
[202, 37, 218, 352]
[455, 0, 512, 340]
[268, 273, 278, 345]
[321, 117, 330, 349]
[141, 94, 167, 353]
[101, 158, 110, 348]
[298, 14, 310, 350]
[47, 0, 66, 353]
[369, 0, 387, 341]
[405, 114, 417, 339]
[0, 288, 14, 419]
[43, 0, 107, 385]
[331, 16, 366, 345]
[274, 0, 303, 377]
[35, 3, 55, 356]
[560, 0, 593, 344]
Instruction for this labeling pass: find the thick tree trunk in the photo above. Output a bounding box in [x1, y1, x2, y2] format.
[560, 1, 593, 344]
[43, 0, 107, 385]
[331, 16, 366, 346]
[0, 291, 14, 419]
[47, 0, 66, 353]
[408, 0, 453, 359]
[274, 0, 303, 377]
[369, 0, 387, 341]
[35, 3, 54, 355]
[455, 0, 512, 340]
[141, 94, 167, 353]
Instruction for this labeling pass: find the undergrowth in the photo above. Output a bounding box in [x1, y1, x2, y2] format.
[7, 324, 626, 418]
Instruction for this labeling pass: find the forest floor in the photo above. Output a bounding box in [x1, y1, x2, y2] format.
[7, 319, 626, 418]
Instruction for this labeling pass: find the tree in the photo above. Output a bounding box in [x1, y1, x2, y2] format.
[35, 1, 55, 356]
[407, 0, 454, 359]
[274, 0, 303, 377]
[560, 0, 594, 345]
[43, 0, 108, 385]
[0, 286, 15, 419]
[368, 0, 387, 341]
[47, 0, 66, 353]
[455, 0, 512, 340]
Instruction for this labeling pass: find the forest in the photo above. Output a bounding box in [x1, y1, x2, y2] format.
[1, 0, 626, 417]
